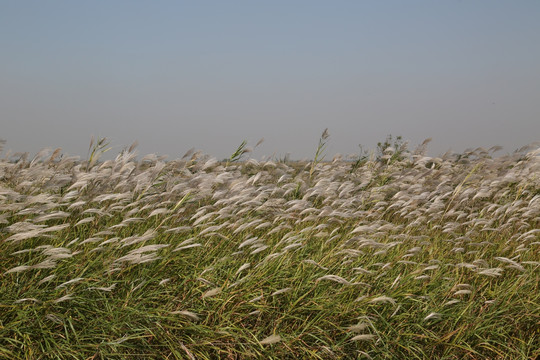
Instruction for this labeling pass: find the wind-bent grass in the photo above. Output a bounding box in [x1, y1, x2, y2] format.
[0, 140, 539, 359]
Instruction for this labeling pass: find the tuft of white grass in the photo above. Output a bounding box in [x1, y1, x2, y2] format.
[424, 312, 443, 321]
[235, 263, 251, 275]
[444, 299, 461, 306]
[271, 288, 291, 296]
[477, 268, 504, 277]
[250, 245, 269, 255]
[170, 310, 200, 321]
[5, 265, 32, 274]
[369, 296, 397, 305]
[56, 278, 84, 289]
[202, 287, 222, 298]
[88, 284, 117, 292]
[75, 217, 95, 226]
[316, 275, 354, 285]
[494, 257, 525, 271]
[37, 275, 56, 285]
[302, 259, 329, 270]
[350, 334, 377, 341]
[15, 298, 41, 304]
[46, 314, 63, 324]
[346, 323, 370, 332]
[259, 334, 281, 345]
[173, 243, 202, 252]
[249, 295, 263, 303]
[53, 294, 74, 303]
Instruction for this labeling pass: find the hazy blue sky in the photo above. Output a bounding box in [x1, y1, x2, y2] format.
[1, 1, 539, 160]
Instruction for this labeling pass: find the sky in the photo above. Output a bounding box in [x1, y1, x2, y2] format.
[1, 1, 539, 160]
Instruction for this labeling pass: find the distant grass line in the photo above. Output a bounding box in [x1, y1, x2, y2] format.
[0, 140, 539, 359]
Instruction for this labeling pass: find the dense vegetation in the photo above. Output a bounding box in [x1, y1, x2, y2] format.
[1, 136, 539, 359]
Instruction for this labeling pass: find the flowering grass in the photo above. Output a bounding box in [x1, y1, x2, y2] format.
[0, 139, 539, 359]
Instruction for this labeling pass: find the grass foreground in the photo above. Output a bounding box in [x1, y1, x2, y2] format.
[0, 140, 539, 359]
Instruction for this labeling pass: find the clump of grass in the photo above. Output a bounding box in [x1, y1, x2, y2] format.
[86, 136, 111, 170]
[0, 136, 539, 359]
[309, 128, 329, 181]
[227, 139, 249, 165]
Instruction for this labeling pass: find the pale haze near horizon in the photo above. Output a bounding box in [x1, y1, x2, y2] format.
[1, 1, 539, 161]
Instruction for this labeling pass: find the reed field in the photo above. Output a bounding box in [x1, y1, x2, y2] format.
[0, 134, 539, 359]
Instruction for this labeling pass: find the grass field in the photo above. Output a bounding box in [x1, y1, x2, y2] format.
[1, 137, 539, 359]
